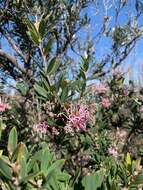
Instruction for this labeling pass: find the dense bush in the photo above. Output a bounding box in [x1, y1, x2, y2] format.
[1, 69, 143, 190]
[1, 1, 143, 189]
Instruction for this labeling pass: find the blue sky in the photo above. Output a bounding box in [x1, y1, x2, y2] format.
[67, 1, 143, 83]
[2, 1, 143, 85]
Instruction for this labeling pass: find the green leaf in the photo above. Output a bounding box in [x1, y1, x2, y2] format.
[48, 176, 59, 190]
[34, 83, 48, 99]
[60, 86, 69, 103]
[47, 57, 57, 74]
[80, 69, 86, 80]
[8, 127, 18, 155]
[125, 152, 132, 173]
[69, 168, 81, 187]
[16, 143, 27, 163]
[46, 159, 65, 178]
[56, 172, 70, 182]
[27, 29, 40, 46]
[129, 172, 143, 190]
[16, 82, 28, 96]
[126, 153, 132, 165]
[10, 142, 28, 164]
[41, 148, 53, 176]
[20, 171, 40, 184]
[41, 75, 50, 91]
[82, 169, 105, 190]
[81, 81, 86, 93]
[33, 162, 39, 173]
[39, 18, 46, 39]
[82, 57, 89, 72]
[0, 118, 6, 140]
[0, 157, 12, 180]
[44, 38, 53, 55]
[19, 156, 27, 180]
[27, 150, 46, 173]
[25, 18, 40, 46]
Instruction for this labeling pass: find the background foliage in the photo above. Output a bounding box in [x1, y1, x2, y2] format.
[0, 0, 143, 189]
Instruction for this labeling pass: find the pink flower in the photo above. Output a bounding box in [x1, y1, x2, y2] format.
[91, 83, 108, 94]
[52, 127, 59, 136]
[66, 104, 90, 131]
[108, 147, 118, 157]
[102, 98, 111, 108]
[0, 101, 11, 112]
[96, 83, 108, 94]
[33, 121, 49, 134]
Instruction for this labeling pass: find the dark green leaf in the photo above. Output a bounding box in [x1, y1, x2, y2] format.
[44, 38, 53, 55]
[60, 86, 69, 103]
[47, 57, 56, 74]
[39, 18, 46, 39]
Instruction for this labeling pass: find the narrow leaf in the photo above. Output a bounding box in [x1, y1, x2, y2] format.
[0, 157, 12, 180]
[8, 127, 18, 155]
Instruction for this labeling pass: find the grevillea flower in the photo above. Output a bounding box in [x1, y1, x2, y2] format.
[95, 83, 108, 94]
[66, 104, 90, 132]
[0, 101, 11, 112]
[91, 83, 108, 94]
[33, 121, 49, 134]
[108, 147, 118, 157]
[101, 98, 111, 108]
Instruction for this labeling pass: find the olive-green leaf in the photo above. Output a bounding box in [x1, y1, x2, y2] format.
[8, 127, 18, 155]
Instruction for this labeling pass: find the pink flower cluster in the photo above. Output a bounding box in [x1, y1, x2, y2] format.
[108, 146, 118, 157]
[95, 83, 108, 94]
[91, 83, 108, 94]
[33, 121, 59, 137]
[66, 104, 90, 132]
[0, 101, 11, 112]
[102, 98, 111, 108]
[33, 121, 49, 134]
